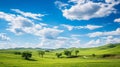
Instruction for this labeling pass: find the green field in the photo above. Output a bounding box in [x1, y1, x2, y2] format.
[0, 43, 120, 67]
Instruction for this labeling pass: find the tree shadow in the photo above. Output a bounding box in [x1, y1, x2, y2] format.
[27, 59, 37, 61]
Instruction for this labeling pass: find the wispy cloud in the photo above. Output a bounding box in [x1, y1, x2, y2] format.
[61, 24, 102, 31]
[88, 28, 120, 37]
[11, 9, 44, 20]
[55, 1, 68, 10]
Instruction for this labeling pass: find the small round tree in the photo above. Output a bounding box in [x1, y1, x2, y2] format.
[64, 50, 72, 57]
[56, 53, 62, 58]
[75, 50, 79, 56]
[22, 51, 32, 60]
[38, 50, 45, 58]
[92, 54, 96, 57]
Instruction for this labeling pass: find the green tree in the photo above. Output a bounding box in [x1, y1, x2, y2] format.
[56, 53, 62, 58]
[38, 51, 45, 58]
[22, 51, 32, 60]
[64, 50, 72, 57]
[75, 50, 79, 56]
[92, 54, 96, 57]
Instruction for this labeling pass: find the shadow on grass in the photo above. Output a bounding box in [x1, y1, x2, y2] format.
[67, 55, 79, 58]
[27, 59, 37, 61]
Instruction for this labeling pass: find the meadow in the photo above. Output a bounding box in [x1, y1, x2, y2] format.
[0, 43, 120, 67]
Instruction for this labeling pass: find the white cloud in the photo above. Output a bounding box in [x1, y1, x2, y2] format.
[37, 36, 81, 48]
[85, 39, 101, 47]
[61, 24, 102, 31]
[84, 25, 103, 30]
[0, 42, 11, 49]
[84, 35, 120, 47]
[88, 28, 120, 37]
[55, 1, 69, 10]
[88, 32, 103, 37]
[34, 27, 63, 39]
[0, 11, 34, 34]
[101, 35, 120, 44]
[0, 9, 65, 49]
[105, 0, 119, 3]
[11, 9, 44, 20]
[61, 24, 74, 31]
[114, 18, 120, 22]
[0, 10, 63, 40]
[55, 0, 120, 20]
[0, 33, 10, 41]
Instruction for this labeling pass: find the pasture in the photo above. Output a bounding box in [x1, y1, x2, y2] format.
[0, 43, 120, 67]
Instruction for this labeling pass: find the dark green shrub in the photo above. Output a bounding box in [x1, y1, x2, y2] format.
[22, 51, 32, 60]
[64, 50, 72, 57]
[56, 53, 62, 58]
[102, 54, 115, 58]
[75, 50, 79, 56]
[92, 54, 96, 57]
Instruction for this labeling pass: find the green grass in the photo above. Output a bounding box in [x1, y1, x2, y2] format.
[0, 43, 120, 67]
[77, 43, 120, 55]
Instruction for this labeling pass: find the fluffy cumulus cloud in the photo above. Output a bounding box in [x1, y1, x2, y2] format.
[114, 18, 120, 22]
[61, 24, 102, 31]
[55, 0, 120, 20]
[1, 8, 120, 49]
[0, 9, 63, 40]
[88, 28, 120, 37]
[0, 33, 10, 41]
[11, 9, 44, 20]
[0, 11, 34, 34]
[0, 9, 65, 49]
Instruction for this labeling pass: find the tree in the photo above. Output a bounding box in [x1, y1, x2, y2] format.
[92, 54, 96, 57]
[75, 50, 79, 56]
[56, 53, 62, 58]
[22, 51, 32, 60]
[38, 50, 45, 58]
[64, 50, 72, 57]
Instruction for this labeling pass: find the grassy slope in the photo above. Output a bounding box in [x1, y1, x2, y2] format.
[0, 43, 120, 67]
[77, 43, 120, 55]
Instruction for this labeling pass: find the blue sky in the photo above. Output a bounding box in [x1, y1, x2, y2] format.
[0, 0, 120, 49]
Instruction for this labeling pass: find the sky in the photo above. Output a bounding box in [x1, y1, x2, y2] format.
[0, 0, 120, 49]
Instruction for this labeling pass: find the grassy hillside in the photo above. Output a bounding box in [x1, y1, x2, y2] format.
[0, 43, 120, 67]
[78, 43, 120, 55]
